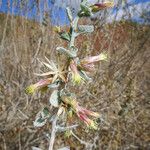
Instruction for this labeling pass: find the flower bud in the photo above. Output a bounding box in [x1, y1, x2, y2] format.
[53, 26, 61, 33]
[78, 113, 98, 130]
[57, 107, 65, 117]
[91, 2, 114, 12]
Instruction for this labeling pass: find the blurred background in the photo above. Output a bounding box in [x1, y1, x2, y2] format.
[0, 0, 150, 150]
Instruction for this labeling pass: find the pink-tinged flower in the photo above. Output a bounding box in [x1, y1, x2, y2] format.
[81, 107, 100, 118]
[81, 53, 107, 64]
[76, 105, 100, 118]
[69, 60, 84, 84]
[75, 105, 100, 129]
[78, 113, 98, 130]
[79, 53, 107, 72]
[90, 2, 114, 12]
[62, 96, 100, 129]
[25, 78, 52, 94]
[61, 96, 100, 129]
[78, 62, 95, 72]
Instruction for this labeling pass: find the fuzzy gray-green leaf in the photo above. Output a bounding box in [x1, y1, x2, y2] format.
[56, 47, 77, 58]
[66, 7, 73, 22]
[78, 1, 92, 17]
[33, 107, 50, 127]
[49, 90, 59, 107]
[78, 25, 94, 33]
[60, 32, 71, 41]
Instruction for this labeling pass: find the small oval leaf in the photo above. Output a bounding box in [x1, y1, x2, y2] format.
[49, 90, 59, 107]
[56, 47, 77, 58]
[78, 25, 94, 33]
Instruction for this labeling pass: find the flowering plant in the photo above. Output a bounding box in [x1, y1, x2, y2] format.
[26, 0, 113, 149]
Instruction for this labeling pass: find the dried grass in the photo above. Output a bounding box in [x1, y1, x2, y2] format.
[0, 13, 150, 150]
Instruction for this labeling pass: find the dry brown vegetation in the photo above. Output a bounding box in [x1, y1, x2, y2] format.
[0, 12, 150, 150]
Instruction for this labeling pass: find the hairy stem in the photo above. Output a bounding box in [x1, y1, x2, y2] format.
[48, 115, 58, 150]
[69, 17, 79, 48]
[48, 15, 79, 150]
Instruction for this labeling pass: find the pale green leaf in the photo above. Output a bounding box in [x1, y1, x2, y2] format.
[66, 7, 73, 22]
[49, 90, 59, 107]
[78, 25, 94, 33]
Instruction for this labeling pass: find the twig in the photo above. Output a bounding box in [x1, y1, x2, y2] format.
[0, 13, 9, 52]
[32, 37, 42, 63]
[71, 131, 92, 149]
[18, 130, 22, 150]
[56, 124, 78, 132]
[0, 133, 7, 150]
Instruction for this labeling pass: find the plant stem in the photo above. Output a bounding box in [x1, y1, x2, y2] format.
[48, 115, 58, 150]
[69, 32, 76, 48]
[48, 14, 80, 150]
[56, 124, 78, 132]
[69, 17, 79, 48]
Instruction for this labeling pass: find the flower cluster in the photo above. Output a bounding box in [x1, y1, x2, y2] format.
[62, 96, 100, 129]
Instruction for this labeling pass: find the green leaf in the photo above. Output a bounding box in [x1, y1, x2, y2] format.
[78, 25, 94, 33]
[48, 81, 60, 89]
[66, 7, 73, 22]
[42, 107, 49, 116]
[49, 90, 60, 107]
[60, 32, 71, 41]
[33, 107, 50, 127]
[78, 2, 92, 17]
[56, 47, 77, 58]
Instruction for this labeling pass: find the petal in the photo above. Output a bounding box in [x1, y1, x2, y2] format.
[82, 108, 100, 118]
